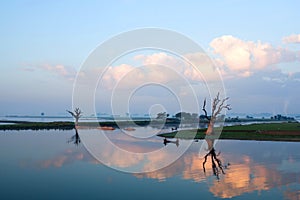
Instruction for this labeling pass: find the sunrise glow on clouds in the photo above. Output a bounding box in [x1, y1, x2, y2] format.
[1, 1, 300, 115]
[29, 34, 300, 87]
[282, 34, 300, 44]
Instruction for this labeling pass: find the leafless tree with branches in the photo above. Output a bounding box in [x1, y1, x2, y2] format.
[66, 108, 82, 126]
[202, 92, 231, 135]
[202, 92, 231, 179]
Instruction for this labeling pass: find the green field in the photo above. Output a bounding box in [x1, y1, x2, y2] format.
[158, 122, 300, 141]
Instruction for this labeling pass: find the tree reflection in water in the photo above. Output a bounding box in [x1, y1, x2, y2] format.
[203, 138, 227, 179]
[67, 128, 81, 146]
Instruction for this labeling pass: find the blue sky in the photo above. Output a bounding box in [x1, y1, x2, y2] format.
[1, 0, 300, 116]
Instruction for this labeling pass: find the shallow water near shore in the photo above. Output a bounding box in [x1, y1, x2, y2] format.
[0, 129, 300, 200]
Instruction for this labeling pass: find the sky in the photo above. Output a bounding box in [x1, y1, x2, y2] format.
[0, 0, 300, 116]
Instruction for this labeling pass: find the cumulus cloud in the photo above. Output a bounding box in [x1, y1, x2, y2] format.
[135, 52, 221, 81]
[40, 64, 77, 80]
[134, 52, 183, 67]
[210, 35, 299, 77]
[98, 53, 195, 90]
[23, 64, 77, 81]
[100, 63, 191, 91]
[282, 34, 300, 44]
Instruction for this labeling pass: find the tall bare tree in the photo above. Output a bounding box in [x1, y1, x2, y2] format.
[66, 108, 82, 126]
[202, 93, 231, 178]
[202, 92, 231, 135]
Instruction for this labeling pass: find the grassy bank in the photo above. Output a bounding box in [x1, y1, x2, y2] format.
[0, 121, 75, 131]
[158, 122, 300, 142]
[1, 120, 300, 142]
[0, 120, 167, 131]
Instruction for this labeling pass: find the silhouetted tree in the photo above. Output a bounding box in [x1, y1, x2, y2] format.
[67, 108, 82, 126]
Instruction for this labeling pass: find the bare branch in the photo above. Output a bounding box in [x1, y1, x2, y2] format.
[67, 108, 83, 126]
[203, 92, 231, 135]
[66, 110, 75, 117]
[202, 98, 210, 121]
[211, 93, 231, 119]
[213, 97, 231, 118]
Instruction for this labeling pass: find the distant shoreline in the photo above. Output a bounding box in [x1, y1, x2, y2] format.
[0, 118, 298, 130]
[1, 119, 299, 142]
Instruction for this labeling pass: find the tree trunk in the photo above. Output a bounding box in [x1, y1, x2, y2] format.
[75, 118, 79, 126]
[206, 119, 215, 135]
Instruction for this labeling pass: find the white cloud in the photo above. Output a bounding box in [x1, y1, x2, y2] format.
[134, 52, 183, 67]
[101, 62, 188, 90]
[134, 52, 221, 82]
[210, 35, 299, 77]
[282, 34, 300, 44]
[36, 36, 298, 91]
[24, 64, 77, 81]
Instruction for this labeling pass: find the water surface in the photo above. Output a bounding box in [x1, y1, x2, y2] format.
[0, 129, 299, 199]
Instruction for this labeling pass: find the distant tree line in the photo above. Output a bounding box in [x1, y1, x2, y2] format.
[270, 114, 295, 121]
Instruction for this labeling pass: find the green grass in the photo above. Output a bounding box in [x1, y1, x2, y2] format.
[221, 122, 300, 131]
[158, 122, 300, 142]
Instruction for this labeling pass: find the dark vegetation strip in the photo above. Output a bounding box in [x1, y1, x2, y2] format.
[1, 120, 299, 142]
[0, 120, 172, 131]
[0, 121, 75, 131]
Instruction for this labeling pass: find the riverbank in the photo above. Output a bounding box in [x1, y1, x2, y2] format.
[158, 122, 300, 142]
[1, 120, 300, 142]
[0, 120, 166, 130]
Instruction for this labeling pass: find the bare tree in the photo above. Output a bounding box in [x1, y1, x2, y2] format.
[202, 92, 231, 135]
[202, 92, 231, 178]
[66, 108, 82, 126]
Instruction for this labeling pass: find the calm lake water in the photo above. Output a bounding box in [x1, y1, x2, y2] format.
[1, 128, 300, 200]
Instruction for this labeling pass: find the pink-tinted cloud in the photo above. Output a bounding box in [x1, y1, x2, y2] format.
[100, 60, 190, 90]
[210, 35, 299, 77]
[39, 64, 77, 80]
[282, 34, 300, 44]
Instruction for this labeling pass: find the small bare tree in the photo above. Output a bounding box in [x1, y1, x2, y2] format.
[66, 108, 82, 126]
[202, 92, 231, 135]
